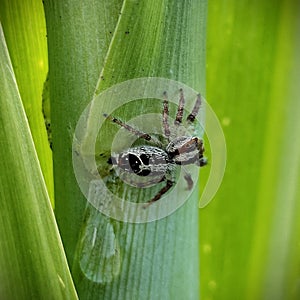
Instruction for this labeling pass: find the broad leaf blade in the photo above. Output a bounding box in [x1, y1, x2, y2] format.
[44, 0, 207, 299]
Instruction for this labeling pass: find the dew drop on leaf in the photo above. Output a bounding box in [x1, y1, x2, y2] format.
[77, 206, 121, 284]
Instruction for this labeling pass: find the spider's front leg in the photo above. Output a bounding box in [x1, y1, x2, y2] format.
[103, 113, 152, 141]
[103, 113, 162, 147]
[143, 179, 174, 208]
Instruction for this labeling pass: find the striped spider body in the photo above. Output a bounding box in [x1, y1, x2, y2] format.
[105, 89, 207, 205]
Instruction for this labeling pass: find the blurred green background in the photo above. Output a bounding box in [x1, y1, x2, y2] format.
[200, 0, 300, 299]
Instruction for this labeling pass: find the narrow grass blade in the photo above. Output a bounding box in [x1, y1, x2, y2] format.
[0, 24, 77, 299]
[0, 0, 54, 205]
[43, 0, 123, 263]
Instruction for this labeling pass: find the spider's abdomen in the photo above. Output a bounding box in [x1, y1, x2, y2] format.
[111, 146, 171, 178]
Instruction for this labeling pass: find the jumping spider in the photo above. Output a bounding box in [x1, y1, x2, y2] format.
[104, 89, 207, 206]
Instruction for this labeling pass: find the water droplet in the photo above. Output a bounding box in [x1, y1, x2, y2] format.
[77, 206, 121, 283]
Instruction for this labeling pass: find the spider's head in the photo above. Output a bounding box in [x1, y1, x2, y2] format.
[166, 136, 207, 166]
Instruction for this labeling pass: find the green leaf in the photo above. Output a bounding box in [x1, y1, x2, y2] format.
[201, 0, 300, 299]
[44, 0, 207, 299]
[0, 0, 54, 205]
[0, 24, 77, 299]
[44, 0, 124, 266]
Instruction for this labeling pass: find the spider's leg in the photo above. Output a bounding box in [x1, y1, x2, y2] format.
[162, 91, 171, 139]
[104, 114, 152, 142]
[143, 179, 174, 208]
[187, 93, 202, 123]
[183, 171, 193, 190]
[174, 88, 185, 125]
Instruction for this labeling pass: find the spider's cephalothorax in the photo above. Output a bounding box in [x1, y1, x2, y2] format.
[104, 89, 207, 205]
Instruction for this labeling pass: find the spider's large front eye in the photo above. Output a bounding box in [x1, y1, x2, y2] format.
[128, 154, 140, 172]
[128, 154, 151, 176]
[140, 154, 150, 165]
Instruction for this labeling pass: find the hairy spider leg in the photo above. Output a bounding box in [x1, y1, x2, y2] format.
[162, 91, 171, 139]
[103, 113, 152, 141]
[174, 88, 185, 125]
[187, 93, 202, 122]
[143, 179, 174, 208]
[183, 170, 194, 190]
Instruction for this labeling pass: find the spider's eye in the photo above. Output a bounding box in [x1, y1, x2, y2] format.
[129, 154, 140, 171]
[128, 153, 150, 176]
[184, 143, 192, 149]
[140, 154, 150, 165]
